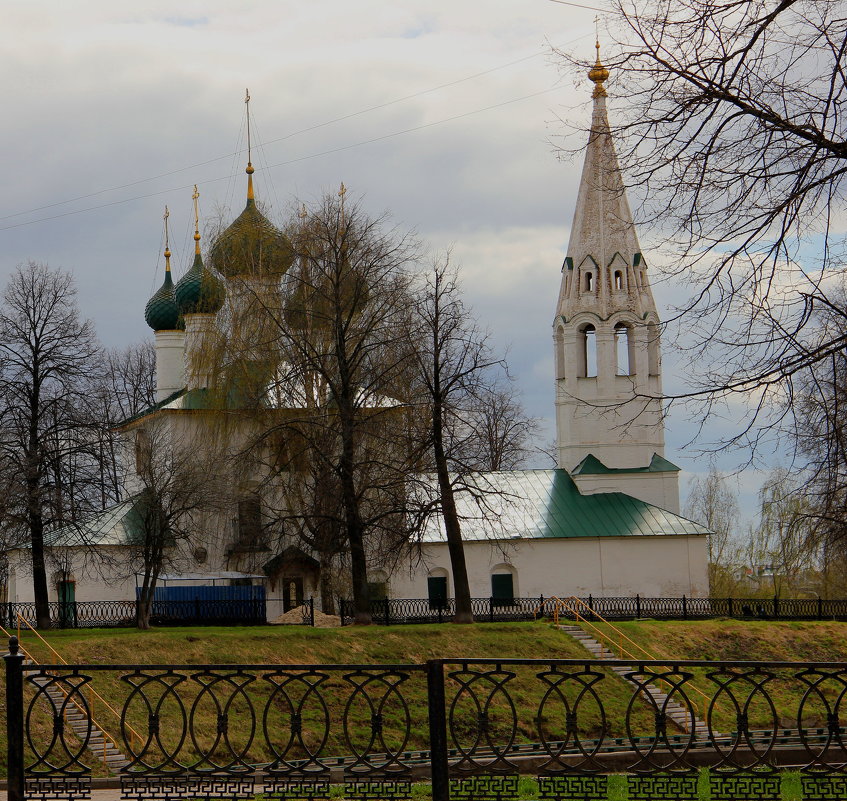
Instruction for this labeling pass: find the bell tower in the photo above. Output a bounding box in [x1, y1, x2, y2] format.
[554, 46, 678, 511]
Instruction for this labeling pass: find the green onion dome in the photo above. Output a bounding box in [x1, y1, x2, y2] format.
[144, 269, 183, 331]
[209, 194, 294, 280]
[174, 251, 225, 315]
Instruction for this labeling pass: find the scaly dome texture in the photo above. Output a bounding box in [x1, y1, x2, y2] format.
[209, 198, 294, 280]
[174, 252, 225, 315]
[144, 271, 183, 331]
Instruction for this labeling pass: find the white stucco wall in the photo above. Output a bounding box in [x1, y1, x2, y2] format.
[572, 471, 681, 515]
[7, 546, 138, 604]
[389, 534, 709, 600]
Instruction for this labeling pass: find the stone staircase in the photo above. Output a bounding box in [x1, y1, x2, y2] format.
[27, 668, 130, 772]
[559, 625, 713, 740]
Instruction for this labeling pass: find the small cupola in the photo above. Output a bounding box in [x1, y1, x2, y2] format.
[174, 186, 225, 316]
[144, 206, 183, 331]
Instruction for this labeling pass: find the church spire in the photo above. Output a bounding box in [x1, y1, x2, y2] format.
[245, 88, 255, 205]
[163, 205, 172, 272]
[552, 46, 672, 499]
[557, 46, 644, 321]
[192, 185, 202, 255]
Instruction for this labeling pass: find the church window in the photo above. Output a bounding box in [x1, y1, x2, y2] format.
[647, 322, 660, 375]
[580, 325, 597, 378]
[614, 270, 623, 290]
[368, 570, 389, 600]
[490, 564, 517, 606]
[134, 429, 151, 473]
[615, 323, 634, 375]
[584, 272, 593, 292]
[237, 495, 265, 547]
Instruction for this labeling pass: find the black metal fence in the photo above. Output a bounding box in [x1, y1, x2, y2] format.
[8, 634, 847, 801]
[339, 594, 847, 625]
[0, 598, 268, 630]
[4, 594, 845, 630]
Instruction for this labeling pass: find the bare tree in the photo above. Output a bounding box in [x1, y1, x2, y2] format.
[555, 0, 847, 454]
[102, 343, 156, 422]
[467, 382, 539, 472]
[408, 260, 516, 623]
[0, 262, 100, 627]
[748, 468, 816, 598]
[684, 467, 739, 594]
[786, 304, 847, 568]
[84, 342, 157, 509]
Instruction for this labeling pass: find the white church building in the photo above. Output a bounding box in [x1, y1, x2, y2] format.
[5, 50, 709, 615]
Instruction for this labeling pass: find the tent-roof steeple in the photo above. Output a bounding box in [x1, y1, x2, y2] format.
[557, 44, 644, 318]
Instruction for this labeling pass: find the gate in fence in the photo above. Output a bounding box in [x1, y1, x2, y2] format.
[7, 635, 847, 800]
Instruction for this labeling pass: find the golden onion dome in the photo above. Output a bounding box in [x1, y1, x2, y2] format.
[588, 42, 609, 97]
[209, 167, 294, 280]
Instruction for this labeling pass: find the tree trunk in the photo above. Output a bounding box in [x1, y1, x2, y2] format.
[136, 560, 161, 630]
[337, 368, 372, 624]
[137, 574, 152, 630]
[28, 468, 51, 629]
[347, 522, 371, 624]
[432, 403, 473, 623]
[319, 554, 336, 615]
[30, 516, 51, 629]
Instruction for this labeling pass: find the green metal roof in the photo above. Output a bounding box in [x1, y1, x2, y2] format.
[36, 498, 145, 549]
[114, 388, 188, 428]
[421, 469, 708, 542]
[572, 452, 681, 475]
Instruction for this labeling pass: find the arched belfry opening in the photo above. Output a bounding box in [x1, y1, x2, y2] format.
[579, 324, 597, 378]
[614, 323, 634, 376]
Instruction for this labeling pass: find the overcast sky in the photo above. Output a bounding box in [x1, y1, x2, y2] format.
[0, 2, 769, 518]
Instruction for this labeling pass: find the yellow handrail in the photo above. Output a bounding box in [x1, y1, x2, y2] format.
[6, 614, 142, 752]
[538, 595, 714, 722]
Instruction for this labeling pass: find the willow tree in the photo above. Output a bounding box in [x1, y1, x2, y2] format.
[234, 188, 420, 624]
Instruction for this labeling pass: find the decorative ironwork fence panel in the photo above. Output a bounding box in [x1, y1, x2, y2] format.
[338, 595, 847, 625]
[0, 599, 267, 630]
[9, 637, 847, 801]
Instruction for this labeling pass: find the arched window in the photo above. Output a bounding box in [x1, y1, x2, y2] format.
[647, 322, 660, 375]
[580, 325, 597, 378]
[614, 270, 623, 290]
[584, 272, 593, 292]
[428, 568, 450, 610]
[615, 323, 634, 375]
[134, 428, 151, 473]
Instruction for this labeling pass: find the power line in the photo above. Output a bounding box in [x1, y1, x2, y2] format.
[547, 0, 610, 12]
[0, 86, 561, 232]
[0, 50, 546, 224]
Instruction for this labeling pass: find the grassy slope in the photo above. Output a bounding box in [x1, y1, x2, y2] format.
[585, 619, 847, 663]
[12, 621, 586, 665]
